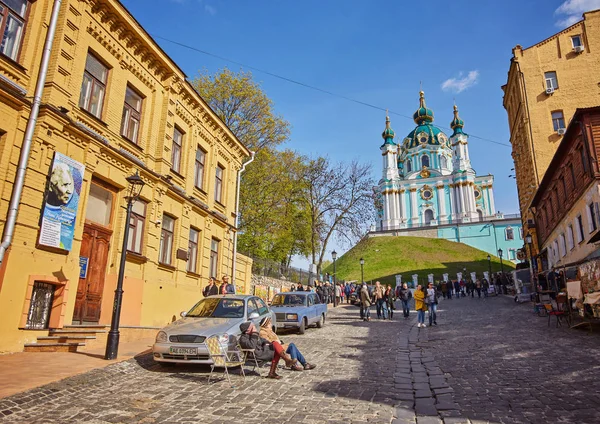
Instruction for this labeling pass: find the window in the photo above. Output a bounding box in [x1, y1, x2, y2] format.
[256, 298, 269, 315]
[440, 155, 448, 168]
[505, 226, 514, 240]
[194, 147, 206, 190]
[571, 35, 583, 48]
[588, 203, 597, 233]
[159, 215, 175, 265]
[560, 176, 567, 199]
[121, 86, 142, 143]
[406, 159, 412, 173]
[570, 163, 576, 187]
[567, 225, 574, 250]
[545, 71, 558, 90]
[171, 128, 183, 173]
[559, 234, 566, 257]
[247, 298, 259, 315]
[576, 214, 585, 243]
[421, 155, 430, 168]
[127, 200, 146, 255]
[553, 240, 559, 260]
[551, 111, 565, 131]
[85, 183, 113, 226]
[579, 147, 588, 173]
[209, 238, 219, 278]
[0, 0, 27, 61]
[79, 53, 108, 118]
[215, 164, 224, 203]
[187, 228, 199, 273]
[508, 249, 516, 260]
[519, 227, 523, 239]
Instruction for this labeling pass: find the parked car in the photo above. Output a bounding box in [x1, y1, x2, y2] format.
[270, 292, 327, 334]
[152, 295, 276, 365]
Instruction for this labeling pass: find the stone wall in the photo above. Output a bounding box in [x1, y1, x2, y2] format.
[249, 275, 293, 302]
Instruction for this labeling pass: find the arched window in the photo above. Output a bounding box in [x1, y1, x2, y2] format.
[424, 209, 434, 225]
[421, 155, 430, 168]
[505, 226, 514, 240]
[440, 155, 448, 168]
[477, 209, 483, 221]
[406, 160, 412, 172]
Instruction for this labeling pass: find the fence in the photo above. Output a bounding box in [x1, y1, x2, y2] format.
[244, 255, 313, 284]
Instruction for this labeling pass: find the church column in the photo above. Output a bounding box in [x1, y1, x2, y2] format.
[458, 182, 466, 216]
[437, 183, 446, 221]
[488, 185, 496, 215]
[400, 189, 407, 222]
[383, 192, 390, 226]
[393, 190, 401, 224]
[410, 187, 418, 224]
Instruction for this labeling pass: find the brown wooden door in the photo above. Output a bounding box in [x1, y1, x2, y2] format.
[73, 224, 111, 323]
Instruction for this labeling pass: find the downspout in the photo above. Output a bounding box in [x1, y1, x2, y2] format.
[0, 0, 63, 266]
[231, 151, 255, 293]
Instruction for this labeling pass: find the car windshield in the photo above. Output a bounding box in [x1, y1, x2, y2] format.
[186, 298, 245, 318]
[271, 294, 306, 306]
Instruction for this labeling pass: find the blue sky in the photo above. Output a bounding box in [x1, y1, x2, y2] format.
[122, 0, 599, 266]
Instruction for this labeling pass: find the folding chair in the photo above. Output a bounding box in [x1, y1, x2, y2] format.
[206, 335, 246, 384]
[544, 303, 567, 328]
[237, 340, 270, 376]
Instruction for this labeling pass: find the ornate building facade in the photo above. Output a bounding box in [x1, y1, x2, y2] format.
[376, 91, 496, 231]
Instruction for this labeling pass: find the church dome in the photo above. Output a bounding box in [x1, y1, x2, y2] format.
[381, 113, 395, 145]
[402, 91, 449, 150]
[450, 104, 465, 135]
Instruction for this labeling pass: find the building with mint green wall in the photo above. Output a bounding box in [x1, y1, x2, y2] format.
[372, 91, 523, 264]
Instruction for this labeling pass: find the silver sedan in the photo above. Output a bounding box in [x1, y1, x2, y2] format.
[152, 295, 276, 365]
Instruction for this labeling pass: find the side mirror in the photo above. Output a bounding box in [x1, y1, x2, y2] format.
[180, 311, 187, 318]
[248, 312, 259, 320]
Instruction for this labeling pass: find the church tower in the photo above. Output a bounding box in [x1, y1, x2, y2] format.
[379, 113, 401, 229]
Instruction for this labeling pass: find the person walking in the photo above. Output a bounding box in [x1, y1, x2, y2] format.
[360, 283, 372, 321]
[399, 283, 412, 318]
[385, 284, 395, 320]
[202, 278, 219, 297]
[482, 278, 489, 298]
[441, 281, 448, 299]
[335, 283, 341, 305]
[446, 280, 453, 299]
[454, 280, 461, 299]
[475, 279, 482, 298]
[414, 285, 426, 328]
[426, 282, 438, 326]
[373, 281, 386, 319]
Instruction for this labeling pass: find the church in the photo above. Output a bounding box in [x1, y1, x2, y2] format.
[372, 91, 523, 264]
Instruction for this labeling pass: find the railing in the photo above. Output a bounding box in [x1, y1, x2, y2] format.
[243, 254, 312, 283]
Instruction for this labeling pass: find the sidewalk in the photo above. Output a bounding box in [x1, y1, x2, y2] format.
[0, 338, 154, 399]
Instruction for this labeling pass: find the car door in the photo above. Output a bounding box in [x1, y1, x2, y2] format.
[255, 297, 271, 325]
[246, 298, 262, 328]
[307, 294, 316, 323]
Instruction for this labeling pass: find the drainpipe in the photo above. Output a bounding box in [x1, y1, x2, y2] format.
[0, 0, 63, 266]
[231, 151, 255, 293]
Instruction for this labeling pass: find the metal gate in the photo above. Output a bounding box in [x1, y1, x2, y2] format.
[26, 282, 55, 330]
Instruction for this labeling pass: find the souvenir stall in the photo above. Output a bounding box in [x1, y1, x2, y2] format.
[565, 259, 600, 330]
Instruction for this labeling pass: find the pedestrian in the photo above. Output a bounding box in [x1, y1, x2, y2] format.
[345, 283, 351, 304]
[446, 280, 453, 299]
[426, 282, 438, 326]
[441, 281, 448, 299]
[414, 284, 426, 327]
[297, 282, 304, 292]
[202, 277, 218, 297]
[475, 279, 482, 298]
[454, 280, 460, 299]
[335, 283, 341, 305]
[482, 278, 489, 298]
[399, 283, 412, 318]
[360, 283, 372, 321]
[219, 275, 235, 294]
[373, 281, 386, 319]
[385, 284, 395, 320]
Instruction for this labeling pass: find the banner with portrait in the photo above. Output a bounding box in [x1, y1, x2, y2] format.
[443, 273, 449, 282]
[483, 271, 489, 282]
[412, 274, 418, 287]
[457, 272, 463, 281]
[428, 274, 434, 283]
[39, 152, 85, 251]
[470, 272, 477, 282]
[395, 274, 402, 289]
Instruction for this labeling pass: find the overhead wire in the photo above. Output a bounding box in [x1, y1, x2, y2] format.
[152, 34, 512, 148]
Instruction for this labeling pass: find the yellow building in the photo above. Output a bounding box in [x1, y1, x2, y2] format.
[502, 9, 600, 264]
[0, 0, 251, 353]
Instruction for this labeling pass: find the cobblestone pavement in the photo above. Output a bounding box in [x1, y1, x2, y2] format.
[1, 295, 599, 423]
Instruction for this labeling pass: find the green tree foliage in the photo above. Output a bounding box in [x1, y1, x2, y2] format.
[192, 68, 290, 151]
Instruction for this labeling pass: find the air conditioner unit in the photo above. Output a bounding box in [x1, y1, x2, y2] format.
[573, 45, 585, 53]
[545, 87, 554, 95]
[557, 128, 566, 135]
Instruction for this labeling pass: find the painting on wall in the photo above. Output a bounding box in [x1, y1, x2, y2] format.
[253, 285, 268, 301]
[268, 287, 281, 301]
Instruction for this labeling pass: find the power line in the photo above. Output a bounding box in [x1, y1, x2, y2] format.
[152, 34, 512, 148]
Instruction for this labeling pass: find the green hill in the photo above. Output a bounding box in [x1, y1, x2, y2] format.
[324, 236, 515, 286]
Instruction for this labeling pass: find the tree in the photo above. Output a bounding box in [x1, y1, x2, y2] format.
[192, 68, 290, 151]
[301, 157, 375, 274]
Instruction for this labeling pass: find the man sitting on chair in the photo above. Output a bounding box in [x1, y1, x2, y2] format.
[239, 320, 316, 379]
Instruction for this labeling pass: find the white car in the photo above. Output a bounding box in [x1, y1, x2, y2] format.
[152, 295, 276, 365]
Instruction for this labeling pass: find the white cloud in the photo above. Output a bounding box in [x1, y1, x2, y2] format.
[554, 0, 600, 27]
[441, 70, 479, 94]
[204, 4, 217, 15]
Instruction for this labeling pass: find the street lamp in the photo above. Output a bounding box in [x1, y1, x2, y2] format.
[105, 171, 145, 360]
[525, 234, 535, 298]
[486, 254, 491, 278]
[332, 250, 337, 307]
[498, 248, 505, 292]
[360, 257, 365, 284]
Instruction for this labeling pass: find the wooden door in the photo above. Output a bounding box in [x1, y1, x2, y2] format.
[73, 224, 111, 323]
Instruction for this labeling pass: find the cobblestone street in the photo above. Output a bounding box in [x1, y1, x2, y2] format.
[1, 295, 600, 424]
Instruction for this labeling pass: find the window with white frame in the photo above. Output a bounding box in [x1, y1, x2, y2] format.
[121, 86, 142, 144]
[505, 226, 514, 240]
[588, 202, 597, 233]
[508, 249, 516, 260]
[571, 35, 583, 48]
[559, 233, 566, 257]
[187, 227, 199, 273]
[551, 111, 565, 131]
[127, 200, 146, 255]
[519, 227, 523, 239]
[567, 225, 574, 250]
[159, 215, 175, 265]
[171, 128, 183, 174]
[545, 71, 558, 90]
[209, 238, 219, 278]
[576, 214, 585, 243]
[215, 164, 224, 204]
[0, 0, 28, 61]
[440, 155, 447, 168]
[79, 53, 108, 118]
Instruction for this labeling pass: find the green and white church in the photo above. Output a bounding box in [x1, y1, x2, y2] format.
[375, 91, 496, 231]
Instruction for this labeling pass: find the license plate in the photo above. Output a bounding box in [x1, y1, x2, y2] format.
[169, 347, 197, 355]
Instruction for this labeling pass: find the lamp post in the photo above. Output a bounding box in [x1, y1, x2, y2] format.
[332, 250, 337, 307]
[360, 257, 365, 284]
[525, 234, 535, 298]
[498, 248, 505, 293]
[105, 171, 145, 360]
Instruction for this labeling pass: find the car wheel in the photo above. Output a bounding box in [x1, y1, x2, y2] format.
[298, 318, 306, 334]
[316, 314, 325, 328]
